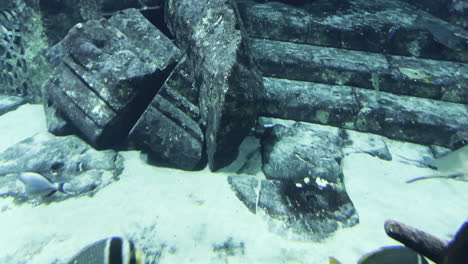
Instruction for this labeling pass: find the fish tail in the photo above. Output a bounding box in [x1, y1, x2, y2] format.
[57, 182, 69, 194]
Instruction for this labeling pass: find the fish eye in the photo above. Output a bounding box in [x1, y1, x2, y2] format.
[50, 161, 65, 172]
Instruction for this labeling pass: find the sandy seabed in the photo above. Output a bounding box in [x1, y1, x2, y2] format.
[0, 104, 466, 264]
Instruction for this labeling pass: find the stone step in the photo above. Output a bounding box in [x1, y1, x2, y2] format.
[398, 0, 467, 29]
[261, 77, 468, 149]
[252, 38, 468, 104]
[237, 0, 468, 63]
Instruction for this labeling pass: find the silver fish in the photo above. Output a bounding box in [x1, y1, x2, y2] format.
[17, 172, 68, 197]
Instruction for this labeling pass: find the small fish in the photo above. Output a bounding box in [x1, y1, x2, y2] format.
[387, 25, 400, 40]
[67, 237, 145, 264]
[17, 172, 68, 197]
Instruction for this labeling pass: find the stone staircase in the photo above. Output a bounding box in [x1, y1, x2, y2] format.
[236, 0, 468, 149]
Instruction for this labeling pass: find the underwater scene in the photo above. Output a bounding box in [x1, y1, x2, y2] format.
[0, 0, 467, 263]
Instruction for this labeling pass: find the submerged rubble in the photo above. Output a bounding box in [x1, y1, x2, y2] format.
[165, 0, 264, 170]
[229, 120, 360, 241]
[0, 0, 466, 258]
[0, 132, 124, 204]
[43, 9, 181, 148]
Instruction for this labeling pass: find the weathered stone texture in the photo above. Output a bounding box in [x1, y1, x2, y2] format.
[253, 39, 468, 104]
[237, 0, 468, 63]
[261, 77, 468, 149]
[228, 121, 359, 241]
[165, 0, 264, 170]
[0, 132, 124, 203]
[129, 58, 204, 170]
[0, 3, 52, 102]
[44, 9, 182, 148]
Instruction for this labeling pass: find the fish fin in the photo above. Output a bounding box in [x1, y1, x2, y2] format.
[57, 182, 70, 195]
[45, 190, 57, 197]
[38, 173, 55, 184]
[329, 256, 342, 264]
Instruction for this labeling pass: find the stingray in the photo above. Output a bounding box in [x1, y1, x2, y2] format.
[406, 145, 468, 183]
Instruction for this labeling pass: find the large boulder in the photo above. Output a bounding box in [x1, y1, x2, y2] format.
[165, 0, 264, 170]
[0, 132, 124, 204]
[43, 9, 182, 148]
[229, 174, 358, 241]
[128, 57, 205, 170]
[228, 119, 360, 241]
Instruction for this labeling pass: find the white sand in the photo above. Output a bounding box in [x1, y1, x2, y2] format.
[0, 104, 46, 153]
[0, 104, 466, 264]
